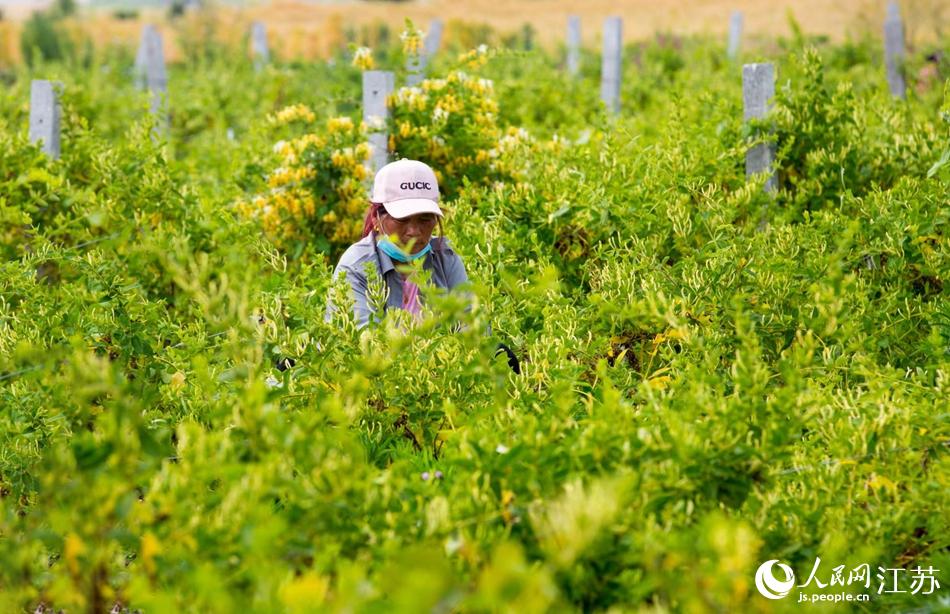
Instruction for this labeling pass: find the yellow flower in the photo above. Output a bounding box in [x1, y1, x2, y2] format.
[327, 116, 354, 134]
[170, 371, 186, 391]
[268, 167, 293, 188]
[867, 473, 897, 494]
[457, 48, 488, 69]
[422, 78, 447, 93]
[428, 135, 447, 157]
[352, 46, 375, 70]
[337, 147, 356, 169]
[465, 77, 494, 95]
[141, 532, 162, 576]
[344, 198, 364, 215]
[433, 105, 449, 123]
[273, 140, 294, 160]
[294, 134, 326, 151]
[64, 533, 86, 577]
[480, 98, 499, 114]
[286, 195, 301, 216]
[400, 25, 424, 56]
[272, 104, 315, 125]
[439, 93, 463, 113]
[279, 572, 330, 612]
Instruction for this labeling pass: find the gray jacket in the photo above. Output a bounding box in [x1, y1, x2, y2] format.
[325, 234, 469, 328]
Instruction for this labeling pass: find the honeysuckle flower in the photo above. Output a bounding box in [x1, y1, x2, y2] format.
[364, 115, 385, 131]
[170, 371, 186, 391]
[327, 116, 354, 134]
[271, 104, 315, 124]
[352, 46, 374, 70]
[444, 535, 464, 555]
[422, 78, 447, 92]
[400, 26, 424, 56]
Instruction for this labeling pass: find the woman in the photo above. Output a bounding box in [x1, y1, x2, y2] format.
[318, 158, 520, 373]
[325, 159, 469, 328]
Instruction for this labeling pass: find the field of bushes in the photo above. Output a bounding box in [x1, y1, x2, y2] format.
[0, 6, 948, 612]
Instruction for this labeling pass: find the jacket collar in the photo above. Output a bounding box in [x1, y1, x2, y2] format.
[370, 232, 396, 276]
[368, 232, 437, 276]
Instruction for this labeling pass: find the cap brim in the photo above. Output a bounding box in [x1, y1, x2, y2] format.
[382, 199, 443, 219]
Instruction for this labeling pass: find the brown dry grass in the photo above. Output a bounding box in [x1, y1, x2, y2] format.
[0, 22, 18, 66]
[239, 0, 948, 48]
[1, 0, 946, 66]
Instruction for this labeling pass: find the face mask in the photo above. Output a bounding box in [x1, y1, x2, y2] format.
[377, 235, 431, 263]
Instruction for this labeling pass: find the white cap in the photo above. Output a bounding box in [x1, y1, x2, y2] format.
[371, 159, 443, 219]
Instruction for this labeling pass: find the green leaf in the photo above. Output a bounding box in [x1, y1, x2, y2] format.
[926, 148, 950, 179]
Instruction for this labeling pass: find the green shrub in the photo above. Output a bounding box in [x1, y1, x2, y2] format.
[0, 26, 947, 613]
[20, 11, 70, 66]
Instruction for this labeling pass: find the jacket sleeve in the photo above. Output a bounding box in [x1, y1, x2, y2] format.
[435, 246, 481, 334]
[437, 241, 469, 290]
[325, 264, 373, 329]
[445, 252, 469, 290]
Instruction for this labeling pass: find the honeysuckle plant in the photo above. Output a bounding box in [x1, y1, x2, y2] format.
[0, 25, 947, 614]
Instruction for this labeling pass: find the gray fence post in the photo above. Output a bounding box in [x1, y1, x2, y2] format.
[600, 16, 622, 114]
[29, 80, 61, 159]
[742, 63, 776, 193]
[883, 2, 906, 99]
[251, 21, 269, 70]
[135, 25, 168, 132]
[133, 26, 147, 84]
[728, 11, 743, 59]
[406, 42, 424, 86]
[407, 19, 443, 86]
[424, 19, 443, 58]
[566, 15, 581, 77]
[363, 70, 394, 175]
